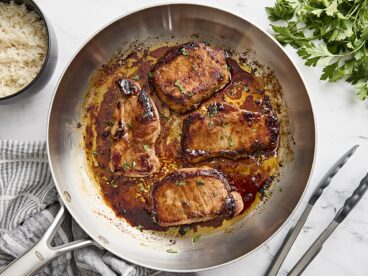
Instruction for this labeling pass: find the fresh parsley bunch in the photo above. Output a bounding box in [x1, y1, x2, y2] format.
[266, 0, 368, 100]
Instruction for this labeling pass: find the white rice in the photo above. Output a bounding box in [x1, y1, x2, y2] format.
[0, 1, 47, 98]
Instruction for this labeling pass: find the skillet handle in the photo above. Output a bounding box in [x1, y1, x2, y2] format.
[1, 203, 94, 276]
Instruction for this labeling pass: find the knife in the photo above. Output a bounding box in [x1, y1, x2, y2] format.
[289, 172, 368, 275]
[265, 145, 359, 276]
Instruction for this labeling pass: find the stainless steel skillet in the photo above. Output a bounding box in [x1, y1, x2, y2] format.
[2, 3, 315, 274]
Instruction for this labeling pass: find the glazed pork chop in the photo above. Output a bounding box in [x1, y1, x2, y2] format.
[152, 42, 230, 113]
[151, 167, 243, 227]
[182, 102, 279, 163]
[110, 79, 161, 177]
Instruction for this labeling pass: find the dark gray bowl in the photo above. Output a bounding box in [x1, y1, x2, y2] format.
[0, 0, 57, 102]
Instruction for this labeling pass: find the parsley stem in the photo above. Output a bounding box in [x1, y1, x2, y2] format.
[346, 3, 361, 19]
[334, 41, 365, 57]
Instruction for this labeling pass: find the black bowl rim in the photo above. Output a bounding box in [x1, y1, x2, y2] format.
[0, 0, 51, 101]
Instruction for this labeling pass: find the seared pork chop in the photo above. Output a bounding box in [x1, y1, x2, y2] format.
[152, 42, 230, 113]
[151, 167, 243, 227]
[110, 79, 160, 177]
[182, 102, 279, 163]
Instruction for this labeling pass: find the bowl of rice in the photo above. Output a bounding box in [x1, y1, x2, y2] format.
[0, 0, 57, 101]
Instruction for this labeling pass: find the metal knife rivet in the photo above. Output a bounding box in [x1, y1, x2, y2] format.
[63, 191, 71, 202]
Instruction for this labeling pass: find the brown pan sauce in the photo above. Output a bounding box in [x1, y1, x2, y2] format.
[84, 43, 280, 232]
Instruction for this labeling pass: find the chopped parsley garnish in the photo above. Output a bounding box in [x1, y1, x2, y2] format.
[180, 226, 190, 235]
[174, 80, 187, 94]
[228, 136, 234, 147]
[148, 72, 154, 78]
[259, 185, 271, 198]
[196, 180, 205, 186]
[92, 151, 98, 157]
[122, 161, 136, 170]
[181, 48, 189, 56]
[243, 85, 249, 92]
[111, 180, 117, 187]
[175, 181, 186, 186]
[132, 74, 140, 80]
[192, 234, 201, 244]
[143, 144, 149, 151]
[208, 105, 219, 117]
[229, 88, 236, 96]
[161, 114, 170, 122]
[207, 121, 214, 128]
[191, 33, 199, 39]
[278, 187, 283, 192]
[105, 120, 114, 127]
[166, 249, 177, 254]
[136, 225, 144, 231]
[254, 149, 264, 157]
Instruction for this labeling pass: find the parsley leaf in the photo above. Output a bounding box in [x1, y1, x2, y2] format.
[267, 0, 368, 101]
[174, 80, 187, 94]
[122, 161, 136, 170]
[175, 181, 186, 186]
[266, 0, 294, 21]
[191, 33, 199, 39]
[110, 179, 117, 188]
[321, 62, 345, 82]
[355, 80, 368, 100]
[208, 104, 219, 117]
[181, 48, 189, 56]
[192, 234, 201, 244]
[196, 180, 205, 186]
[132, 74, 140, 81]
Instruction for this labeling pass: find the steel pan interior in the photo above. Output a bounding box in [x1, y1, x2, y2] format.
[48, 4, 315, 272]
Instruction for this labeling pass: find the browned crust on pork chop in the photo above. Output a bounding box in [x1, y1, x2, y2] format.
[182, 102, 279, 163]
[110, 79, 161, 177]
[151, 167, 244, 227]
[152, 42, 230, 113]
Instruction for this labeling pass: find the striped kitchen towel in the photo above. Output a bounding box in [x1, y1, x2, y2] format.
[0, 140, 185, 276]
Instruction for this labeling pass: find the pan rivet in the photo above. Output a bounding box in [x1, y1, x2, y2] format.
[64, 191, 71, 202]
[99, 235, 109, 244]
[35, 250, 44, 260]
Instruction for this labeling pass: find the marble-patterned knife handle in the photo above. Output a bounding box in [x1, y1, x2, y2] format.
[334, 172, 368, 223]
[308, 145, 359, 205]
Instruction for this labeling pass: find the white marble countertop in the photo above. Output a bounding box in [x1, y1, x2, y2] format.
[1, 0, 368, 275]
